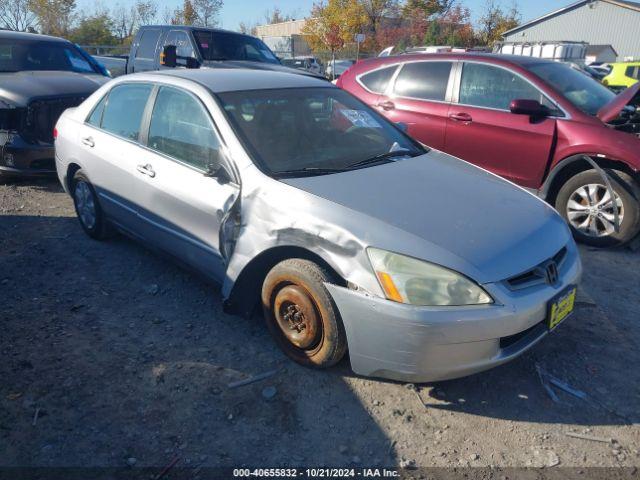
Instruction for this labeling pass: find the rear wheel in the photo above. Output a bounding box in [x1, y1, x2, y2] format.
[555, 169, 640, 247]
[261, 259, 347, 368]
[72, 170, 111, 240]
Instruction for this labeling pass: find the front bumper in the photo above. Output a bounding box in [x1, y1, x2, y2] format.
[327, 244, 582, 383]
[0, 131, 56, 177]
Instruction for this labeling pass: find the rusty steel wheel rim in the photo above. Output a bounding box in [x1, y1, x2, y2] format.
[273, 285, 322, 351]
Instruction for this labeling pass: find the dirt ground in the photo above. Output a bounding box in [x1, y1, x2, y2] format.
[1, 177, 639, 473]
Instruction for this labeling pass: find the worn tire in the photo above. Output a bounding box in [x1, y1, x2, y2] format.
[261, 259, 347, 368]
[555, 169, 640, 247]
[72, 170, 112, 240]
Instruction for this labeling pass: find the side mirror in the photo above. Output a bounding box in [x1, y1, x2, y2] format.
[510, 99, 548, 117]
[204, 150, 231, 183]
[185, 57, 201, 69]
[161, 45, 177, 68]
[395, 122, 409, 133]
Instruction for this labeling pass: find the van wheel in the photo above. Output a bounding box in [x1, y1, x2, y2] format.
[555, 169, 640, 247]
[261, 259, 347, 368]
[72, 170, 111, 240]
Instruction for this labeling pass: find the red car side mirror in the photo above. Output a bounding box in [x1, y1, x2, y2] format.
[510, 99, 548, 117]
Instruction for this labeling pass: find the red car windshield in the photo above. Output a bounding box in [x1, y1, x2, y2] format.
[529, 62, 616, 116]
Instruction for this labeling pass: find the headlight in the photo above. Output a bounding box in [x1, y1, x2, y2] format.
[367, 248, 493, 306]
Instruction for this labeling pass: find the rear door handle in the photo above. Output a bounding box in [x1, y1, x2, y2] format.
[449, 113, 473, 123]
[81, 136, 95, 147]
[377, 100, 396, 111]
[136, 164, 156, 178]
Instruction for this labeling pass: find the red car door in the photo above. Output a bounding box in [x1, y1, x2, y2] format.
[373, 61, 454, 151]
[444, 62, 557, 188]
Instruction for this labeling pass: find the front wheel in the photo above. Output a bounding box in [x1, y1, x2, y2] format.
[261, 259, 347, 368]
[555, 169, 640, 247]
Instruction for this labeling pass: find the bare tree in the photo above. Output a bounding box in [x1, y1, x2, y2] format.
[238, 20, 257, 35]
[192, 0, 222, 27]
[0, 0, 37, 31]
[110, 3, 137, 42]
[361, 0, 399, 35]
[135, 0, 157, 26]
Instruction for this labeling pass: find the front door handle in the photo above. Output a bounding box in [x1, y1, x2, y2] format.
[449, 112, 473, 123]
[136, 164, 156, 178]
[81, 136, 95, 147]
[377, 100, 396, 111]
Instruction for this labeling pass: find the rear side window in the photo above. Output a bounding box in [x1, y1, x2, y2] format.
[164, 30, 195, 58]
[393, 62, 452, 101]
[148, 86, 221, 170]
[136, 30, 161, 59]
[101, 84, 153, 141]
[86, 95, 107, 126]
[460, 63, 543, 110]
[359, 66, 397, 94]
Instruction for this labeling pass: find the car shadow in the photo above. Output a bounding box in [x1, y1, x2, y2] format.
[1, 214, 638, 471]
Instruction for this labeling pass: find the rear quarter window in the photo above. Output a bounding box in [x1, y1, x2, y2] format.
[358, 65, 397, 94]
[135, 30, 161, 59]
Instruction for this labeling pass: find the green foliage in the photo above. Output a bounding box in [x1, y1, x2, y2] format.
[69, 13, 116, 45]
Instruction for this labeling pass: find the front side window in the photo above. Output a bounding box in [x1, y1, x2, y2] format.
[218, 87, 424, 176]
[393, 62, 452, 101]
[136, 30, 161, 59]
[148, 87, 220, 170]
[459, 63, 547, 111]
[359, 66, 397, 94]
[0, 39, 97, 74]
[100, 84, 152, 141]
[626, 66, 639, 80]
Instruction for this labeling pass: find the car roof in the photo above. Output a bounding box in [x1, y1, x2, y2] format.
[363, 52, 556, 68]
[0, 30, 69, 43]
[151, 68, 333, 93]
[140, 25, 254, 37]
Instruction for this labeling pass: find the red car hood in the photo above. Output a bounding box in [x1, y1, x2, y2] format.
[597, 82, 640, 123]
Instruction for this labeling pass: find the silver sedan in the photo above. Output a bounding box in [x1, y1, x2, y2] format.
[54, 69, 582, 382]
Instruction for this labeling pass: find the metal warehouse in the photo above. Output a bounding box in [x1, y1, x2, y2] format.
[502, 0, 640, 61]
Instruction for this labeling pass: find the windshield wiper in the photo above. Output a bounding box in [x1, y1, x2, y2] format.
[346, 150, 417, 170]
[274, 167, 348, 178]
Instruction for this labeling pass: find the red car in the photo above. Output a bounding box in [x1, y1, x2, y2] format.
[337, 53, 640, 247]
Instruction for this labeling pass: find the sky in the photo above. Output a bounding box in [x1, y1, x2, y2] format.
[79, 0, 567, 31]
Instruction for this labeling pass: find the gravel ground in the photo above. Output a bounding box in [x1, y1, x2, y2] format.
[1, 177, 639, 472]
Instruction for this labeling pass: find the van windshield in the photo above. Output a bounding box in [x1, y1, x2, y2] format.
[193, 30, 280, 64]
[529, 61, 616, 115]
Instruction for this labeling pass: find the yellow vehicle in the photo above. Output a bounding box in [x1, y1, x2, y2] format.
[602, 62, 640, 93]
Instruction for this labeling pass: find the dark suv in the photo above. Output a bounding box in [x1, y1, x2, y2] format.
[338, 53, 640, 246]
[0, 31, 109, 177]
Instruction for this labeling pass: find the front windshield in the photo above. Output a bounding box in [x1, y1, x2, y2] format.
[217, 87, 425, 177]
[0, 39, 96, 74]
[194, 30, 280, 64]
[529, 61, 616, 115]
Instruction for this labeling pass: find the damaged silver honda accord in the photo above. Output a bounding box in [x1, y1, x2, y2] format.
[55, 69, 582, 382]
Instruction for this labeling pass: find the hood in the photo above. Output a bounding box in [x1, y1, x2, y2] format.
[282, 151, 571, 283]
[201, 60, 326, 80]
[0, 71, 109, 106]
[597, 82, 640, 123]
